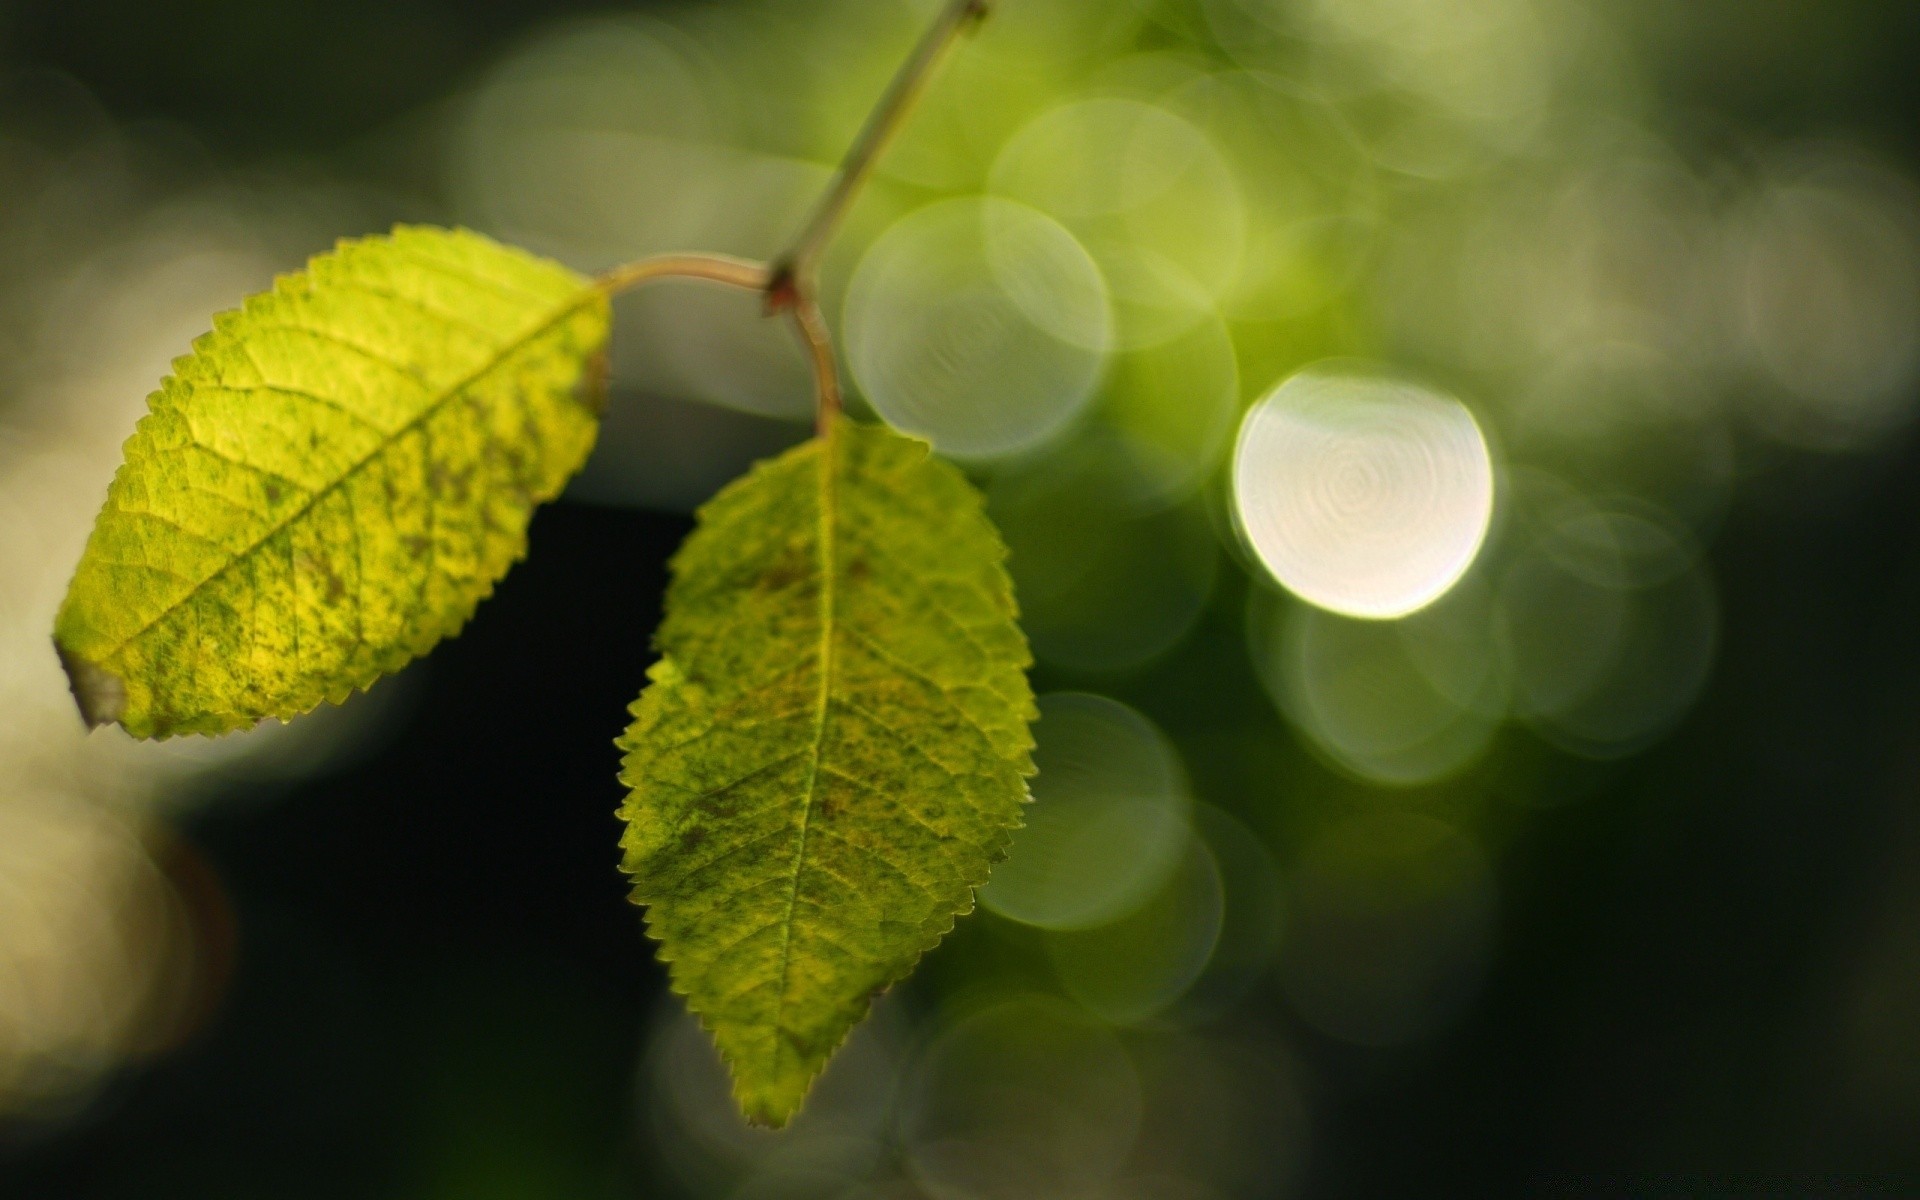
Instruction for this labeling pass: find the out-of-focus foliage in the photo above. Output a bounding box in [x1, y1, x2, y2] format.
[427, 0, 1920, 1177]
[54, 227, 609, 737]
[446, 0, 1916, 789]
[0, 74, 439, 1125]
[619, 417, 1035, 1127]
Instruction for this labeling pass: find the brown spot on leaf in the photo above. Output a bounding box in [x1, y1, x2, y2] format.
[573, 347, 610, 416]
[758, 549, 812, 592]
[55, 639, 126, 730]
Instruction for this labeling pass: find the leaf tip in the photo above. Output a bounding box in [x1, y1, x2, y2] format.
[54, 639, 125, 730]
[740, 1103, 792, 1131]
[734, 1076, 805, 1130]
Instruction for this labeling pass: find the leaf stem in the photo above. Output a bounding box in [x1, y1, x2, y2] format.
[596, 253, 771, 297]
[770, 0, 991, 291]
[597, 0, 989, 436]
[786, 296, 842, 436]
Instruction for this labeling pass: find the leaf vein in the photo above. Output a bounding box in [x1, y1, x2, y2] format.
[90, 293, 597, 663]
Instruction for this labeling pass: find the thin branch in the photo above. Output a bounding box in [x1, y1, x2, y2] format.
[787, 295, 842, 437]
[772, 0, 991, 291]
[598, 2, 989, 436]
[597, 253, 771, 297]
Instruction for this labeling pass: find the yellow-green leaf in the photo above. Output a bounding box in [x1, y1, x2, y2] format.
[54, 225, 609, 738]
[618, 417, 1036, 1127]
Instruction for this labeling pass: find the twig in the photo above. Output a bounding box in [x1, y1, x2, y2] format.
[598, 0, 990, 434]
[768, 0, 992, 295]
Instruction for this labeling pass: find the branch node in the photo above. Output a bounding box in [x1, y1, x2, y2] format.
[763, 261, 801, 316]
[772, 0, 989, 295]
[601, 0, 983, 440]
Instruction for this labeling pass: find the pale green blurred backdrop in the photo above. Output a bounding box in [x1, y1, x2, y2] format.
[3, 0, 1920, 1193]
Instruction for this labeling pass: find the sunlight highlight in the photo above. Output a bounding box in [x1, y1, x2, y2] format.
[1233, 366, 1496, 620]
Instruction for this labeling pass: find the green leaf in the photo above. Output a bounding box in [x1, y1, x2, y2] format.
[618, 417, 1036, 1127]
[54, 225, 610, 738]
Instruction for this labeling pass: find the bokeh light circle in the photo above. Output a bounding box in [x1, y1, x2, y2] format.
[978, 693, 1191, 931]
[1233, 365, 1495, 619]
[1496, 485, 1720, 759]
[991, 96, 1247, 349]
[642, 1000, 901, 1192]
[1735, 147, 1920, 449]
[1044, 835, 1225, 1025]
[845, 196, 1111, 460]
[901, 997, 1143, 1200]
[1250, 577, 1507, 786]
[0, 799, 206, 1119]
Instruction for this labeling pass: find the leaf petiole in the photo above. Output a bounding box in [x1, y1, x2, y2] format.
[592, 253, 842, 436]
[787, 294, 842, 436]
[596, 252, 771, 297]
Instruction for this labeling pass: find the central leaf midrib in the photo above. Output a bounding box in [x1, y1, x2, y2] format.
[92, 289, 600, 664]
[770, 419, 840, 1070]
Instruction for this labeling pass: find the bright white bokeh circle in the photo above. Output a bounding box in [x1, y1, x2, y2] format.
[1233, 366, 1495, 619]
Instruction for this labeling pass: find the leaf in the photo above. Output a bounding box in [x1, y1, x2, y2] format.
[618, 417, 1036, 1127]
[54, 225, 610, 738]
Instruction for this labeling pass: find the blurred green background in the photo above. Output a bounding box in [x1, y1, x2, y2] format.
[3, 0, 1920, 1193]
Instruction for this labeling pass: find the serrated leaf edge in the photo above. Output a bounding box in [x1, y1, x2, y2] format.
[55, 225, 610, 739]
[617, 419, 1035, 1127]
